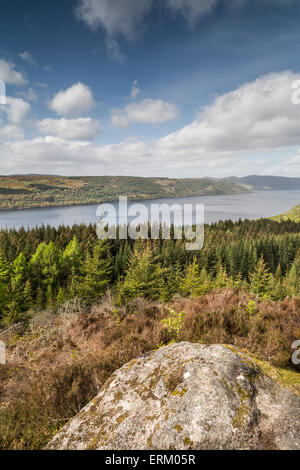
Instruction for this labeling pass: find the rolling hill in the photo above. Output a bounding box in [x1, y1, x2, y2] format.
[272, 204, 300, 222]
[0, 175, 249, 211]
[224, 175, 300, 191]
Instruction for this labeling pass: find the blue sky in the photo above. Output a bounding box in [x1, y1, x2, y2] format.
[1, 0, 300, 177]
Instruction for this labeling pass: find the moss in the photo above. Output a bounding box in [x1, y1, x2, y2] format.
[235, 381, 252, 402]
[183, 436, 194, 447]
[116, 411, 129, 424]
[146, 415, 158, 421]
[232, 403, 251, 429]
[223, 345, 257, 370]
[87, 434, 99, 450]
[252, 358, 300, 397]
[171, 387, 187, 397]
[164, 367, 184, 393]
[174, 424, 183, 433]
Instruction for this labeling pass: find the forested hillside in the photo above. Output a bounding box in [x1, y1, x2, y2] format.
[0, 175, 248, 210]
[1, 218, 300, 325]
[272, 204, 300, 222]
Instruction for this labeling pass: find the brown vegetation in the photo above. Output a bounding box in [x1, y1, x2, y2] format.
[0, 288, 299, 449]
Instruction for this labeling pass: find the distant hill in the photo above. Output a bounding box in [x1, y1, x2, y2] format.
[0, 175, 248, 211]
[224, 175, 300, 191]
[271, 204, 300, 222]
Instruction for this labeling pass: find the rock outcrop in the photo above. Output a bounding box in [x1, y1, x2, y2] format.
[46, 342, 300, 450]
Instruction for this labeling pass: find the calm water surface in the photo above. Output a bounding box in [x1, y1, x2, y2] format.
[0, 191, 299, 230]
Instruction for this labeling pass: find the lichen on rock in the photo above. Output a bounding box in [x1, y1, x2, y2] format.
[46, 342, 300, 450]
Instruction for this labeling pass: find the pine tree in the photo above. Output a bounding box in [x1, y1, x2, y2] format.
[80, 240, 112, 300]
[120, 240, 164, 301]
[160, 262, 184, 302]
[63, 236, 81, 273]
[56, 287, 65, 305]
[249, 256, 273, 299]
[214, 263, 232, 289]
[181, 258, 204, 298]
[30, 241, 62, 287]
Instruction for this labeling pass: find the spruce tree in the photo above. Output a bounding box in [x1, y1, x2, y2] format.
[80, 240, 112, 300]
[120, 240, 164, 301]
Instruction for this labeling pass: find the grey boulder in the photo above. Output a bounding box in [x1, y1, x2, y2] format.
[46, 342, 300, 450]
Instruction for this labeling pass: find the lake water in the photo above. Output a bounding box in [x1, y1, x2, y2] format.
[0, 190, 300, 230]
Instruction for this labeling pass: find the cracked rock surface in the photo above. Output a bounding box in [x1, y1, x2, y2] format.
[46, 342, 300, 450]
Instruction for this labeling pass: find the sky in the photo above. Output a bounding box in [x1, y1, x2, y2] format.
[1, 0, 300, 177]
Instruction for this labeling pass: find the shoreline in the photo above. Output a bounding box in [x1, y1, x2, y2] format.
[0, 190, 300, 232]
[0, 189, 253, 214]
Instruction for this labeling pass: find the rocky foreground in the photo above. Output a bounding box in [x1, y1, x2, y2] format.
[46, 342, 300, 450]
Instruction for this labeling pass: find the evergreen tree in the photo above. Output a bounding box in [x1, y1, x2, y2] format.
[249, 256, 273, 299]
[120, 240, 164, 301]
[181, 258, 205, 298]
[80, 240, 112, 300]
[30, 241, 62, 287]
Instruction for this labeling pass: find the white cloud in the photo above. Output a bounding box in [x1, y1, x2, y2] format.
[48, 83, 96, 117]
[0, 124, 24, 141]
[2, 71, 300, 177]
[75, 0, 218, 38]
[36, 117, 100, 140]
[111, 99, 179, 127]
[75, 0, 152, 39]
[75, 0, 297, 52]
[131, 80, 141, 99]
[0, 59, 27, 86]
[1, 97, 30, 124]
[18, 51, 37, 67]
[159, 71, 300, 155]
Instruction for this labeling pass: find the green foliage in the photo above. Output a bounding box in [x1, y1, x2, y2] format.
[249, 256, 273, 299]
[79, 240, 112, 300]
[1, 216, 300, 324]
[30, 241, 62, 287]
[162, 308, 186, 339]
[119, 241, 164, 302]
[246, 299, 257, 318]
[181, 259, 209, 297]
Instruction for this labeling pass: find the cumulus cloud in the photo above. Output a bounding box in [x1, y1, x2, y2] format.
[0, 59, 27, 86]
[75, 0, 297, 50]
[36, 117, 100, 140]
[1, 97, 30, 124]
[0, 124, 24, 141]
[48, 83, 96, 117]
[18, 51, 37, 67]
[159, 71, 300, 155]
[111, 99, 179, 127]
[2, 71, 300, 177]
[75, 0, 152, 39]
[75, 0, 218, 38]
